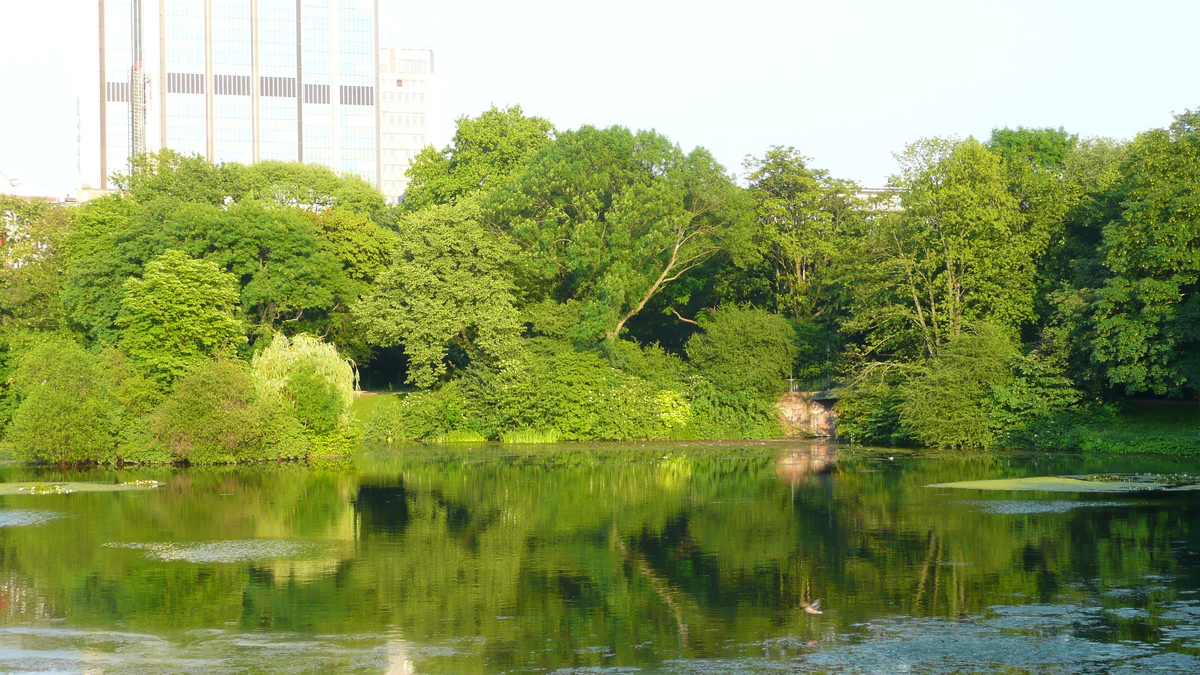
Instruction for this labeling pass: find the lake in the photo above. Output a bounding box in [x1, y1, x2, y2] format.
[1, 441, 1198, 673]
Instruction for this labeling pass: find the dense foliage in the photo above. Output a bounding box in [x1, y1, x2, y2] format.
[2, 105, 1199, 458]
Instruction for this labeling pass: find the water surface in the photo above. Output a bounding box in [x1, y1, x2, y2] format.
[1, 442, 1197, 673]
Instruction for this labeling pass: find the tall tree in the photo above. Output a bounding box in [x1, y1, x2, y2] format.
[843, 138, 1030, 360]
[402, 106, 555, 212]
[493, 125, 753, 343]
[743, 146, 859, 322]
[116, 249, 246, 384]
[1092, 110, 1200, 396]
[354, 198, 522, 388]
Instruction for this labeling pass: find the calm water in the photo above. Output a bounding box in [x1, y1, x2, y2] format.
[0, 442, 1198, 674]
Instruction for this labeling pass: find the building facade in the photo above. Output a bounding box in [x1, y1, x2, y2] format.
[378, 47, 432, 199]
[89, 0, 427, 201]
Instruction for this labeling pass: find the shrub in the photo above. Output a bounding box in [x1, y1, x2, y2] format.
[685, 306, 798, 397]
[834, 372, 910, 447]
[899, 325, 1016, 449]
[6, 339, 121, 463]
[149, 358, 307, 464]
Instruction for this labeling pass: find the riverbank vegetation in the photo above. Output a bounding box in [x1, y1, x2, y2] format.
[2, 105, 1198, 460]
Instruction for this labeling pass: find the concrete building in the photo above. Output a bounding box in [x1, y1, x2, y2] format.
[85, 1, 432, 202]
[378, 47, 433, 200]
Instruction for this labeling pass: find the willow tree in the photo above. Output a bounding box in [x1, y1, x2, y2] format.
[493, 125, 752, 343]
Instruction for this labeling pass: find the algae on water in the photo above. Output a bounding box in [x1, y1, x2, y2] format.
[927, 474, 1200, 493]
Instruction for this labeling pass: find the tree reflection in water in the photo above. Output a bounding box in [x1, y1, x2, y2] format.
[0, 443, 1196, 673]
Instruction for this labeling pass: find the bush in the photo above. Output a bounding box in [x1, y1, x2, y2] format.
[834, 372, 910, 447]
[685, 305, 798, 397]
[149, 358, 308, 464]
[6, 339, 121, 463]
[899, 325, 1016, 449]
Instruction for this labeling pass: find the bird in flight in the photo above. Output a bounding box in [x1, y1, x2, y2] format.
[802, 599, 823, 615]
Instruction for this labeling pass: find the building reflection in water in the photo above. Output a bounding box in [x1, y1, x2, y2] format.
[774, 444, 838, 485]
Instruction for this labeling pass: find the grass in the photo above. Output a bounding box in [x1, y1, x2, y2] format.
[349, 392, 403, 424]
[500, 428, 562, 444]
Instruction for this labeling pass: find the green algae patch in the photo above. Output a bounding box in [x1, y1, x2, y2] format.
[0, 481, 164, 496]
[927, 475, 1200, 493]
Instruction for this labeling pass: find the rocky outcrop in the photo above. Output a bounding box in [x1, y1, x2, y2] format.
[776, 391, 838, 438]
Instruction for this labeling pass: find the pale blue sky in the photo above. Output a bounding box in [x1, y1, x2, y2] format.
[1, 0, 1196, 197]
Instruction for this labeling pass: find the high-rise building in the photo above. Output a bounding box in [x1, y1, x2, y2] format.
[378, 47, 433, 199]
[87, 0, 412, 196]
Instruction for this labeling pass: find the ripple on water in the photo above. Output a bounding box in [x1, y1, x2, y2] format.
[0, 510, 65, 527]
[962, 500, 1130, 515]
[102, 540, 323, 563]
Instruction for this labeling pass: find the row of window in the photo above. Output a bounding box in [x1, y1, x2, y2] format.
[380, 92, 426, 105]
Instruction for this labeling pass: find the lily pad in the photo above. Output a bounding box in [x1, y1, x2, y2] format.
[0, 481, 164, 496]
[927, 475, 1200, 493]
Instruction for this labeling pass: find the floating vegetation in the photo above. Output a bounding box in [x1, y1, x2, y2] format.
[963, 500, 1129, 515]
[928, 474, 1200, 493]
[104, 540, 325, 564]
[0, 509, 66, 527]
[0, 481, 165, 496]
[20, 484, 73, 495]
[121, 480, 164, 488]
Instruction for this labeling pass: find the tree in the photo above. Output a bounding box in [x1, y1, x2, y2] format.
[843, 138, 1031, 360]
[250, 332, 356, 434]
[1, 197, 75, 331]
[354, 198, 523, 388]
[494, 125, 753, 343]
[402, 106, 555, 211]
[1092, 110, 1200, 396]
[64, 197, 350, 345]
[115, 150, 386, 217]
[116, 250, 246, 384]
[743, 147, 859, 322]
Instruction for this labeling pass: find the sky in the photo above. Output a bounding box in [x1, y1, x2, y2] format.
[1, 0, 1197, 197]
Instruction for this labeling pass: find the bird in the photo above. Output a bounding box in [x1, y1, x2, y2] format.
[802, 599, 823, 615]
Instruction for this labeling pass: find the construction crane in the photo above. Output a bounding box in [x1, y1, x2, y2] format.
[0, 168, 20, 189]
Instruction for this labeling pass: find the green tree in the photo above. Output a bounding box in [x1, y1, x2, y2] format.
[64, 197, 348, 345]
[354, 198, 523, 388]
[843, 138, 1030, 360]
[402, 105, 555, 211]
[743, 147, 859, 322]
[1, 197, 75, 332]
[1092, 110, 1200, 396]
[495, 125, 753, 343]
[250, 332, 356, 434]
[116, 250, 246, 384]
